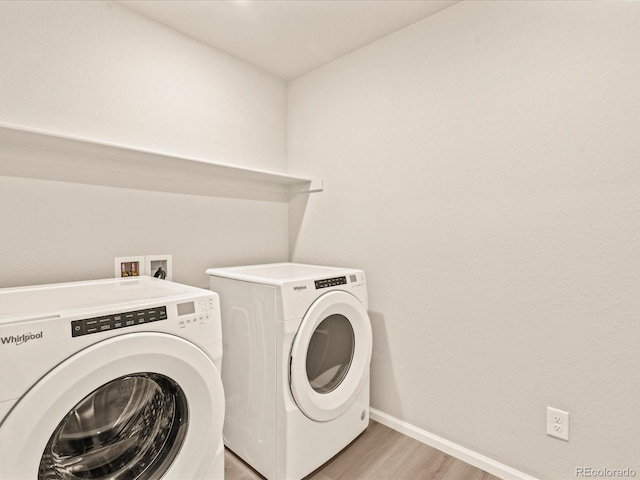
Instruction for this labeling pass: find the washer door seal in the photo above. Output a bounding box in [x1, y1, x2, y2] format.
[289, 291, 372, 422]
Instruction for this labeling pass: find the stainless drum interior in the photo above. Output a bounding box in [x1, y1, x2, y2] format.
[38, 373, 188, 480]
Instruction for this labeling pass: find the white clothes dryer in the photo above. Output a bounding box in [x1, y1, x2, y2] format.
[0, 276, 225, 480]
[206, 263, 372, 480]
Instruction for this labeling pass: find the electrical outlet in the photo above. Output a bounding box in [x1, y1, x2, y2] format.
[547, 407, 569, 441]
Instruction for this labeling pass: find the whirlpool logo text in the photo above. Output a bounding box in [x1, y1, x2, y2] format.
[0, 331, 43, 346]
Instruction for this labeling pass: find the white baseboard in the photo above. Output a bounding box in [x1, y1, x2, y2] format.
[369, 408, 537, 480]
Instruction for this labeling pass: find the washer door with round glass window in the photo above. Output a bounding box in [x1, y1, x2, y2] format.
[0, 332, 224, 480]
[289, 290, 372, 422]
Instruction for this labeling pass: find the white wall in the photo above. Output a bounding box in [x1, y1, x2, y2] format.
[288, 1, 640, 478]
[0, 0, 288, 288]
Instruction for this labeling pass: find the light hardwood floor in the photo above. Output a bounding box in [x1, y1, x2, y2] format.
[224, 420, 501, 480]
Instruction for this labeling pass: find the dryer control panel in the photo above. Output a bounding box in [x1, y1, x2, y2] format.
[314, 276, 347, 289]
[314, 274, 362, 290]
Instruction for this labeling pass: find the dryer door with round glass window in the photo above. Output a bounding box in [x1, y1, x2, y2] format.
[0, 333, 224, 480]
[289, 291, 372, 422]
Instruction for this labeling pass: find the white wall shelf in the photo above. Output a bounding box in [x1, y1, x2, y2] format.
[0, 124, 322, 201]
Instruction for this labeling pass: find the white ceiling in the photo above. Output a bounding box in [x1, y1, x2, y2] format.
[118, 0, 459, 80]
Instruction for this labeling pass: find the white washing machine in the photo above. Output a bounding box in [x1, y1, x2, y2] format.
[0, 276, 225, 480]
[206, 263, 372, 480]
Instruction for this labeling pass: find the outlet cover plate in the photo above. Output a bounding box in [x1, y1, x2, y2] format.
[547, 407, 569, 441]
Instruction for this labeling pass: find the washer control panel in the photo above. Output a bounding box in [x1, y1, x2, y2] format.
[70, 296, 216, 337]
[71, 306, 167, 337]
[176, 297, 214, 328]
